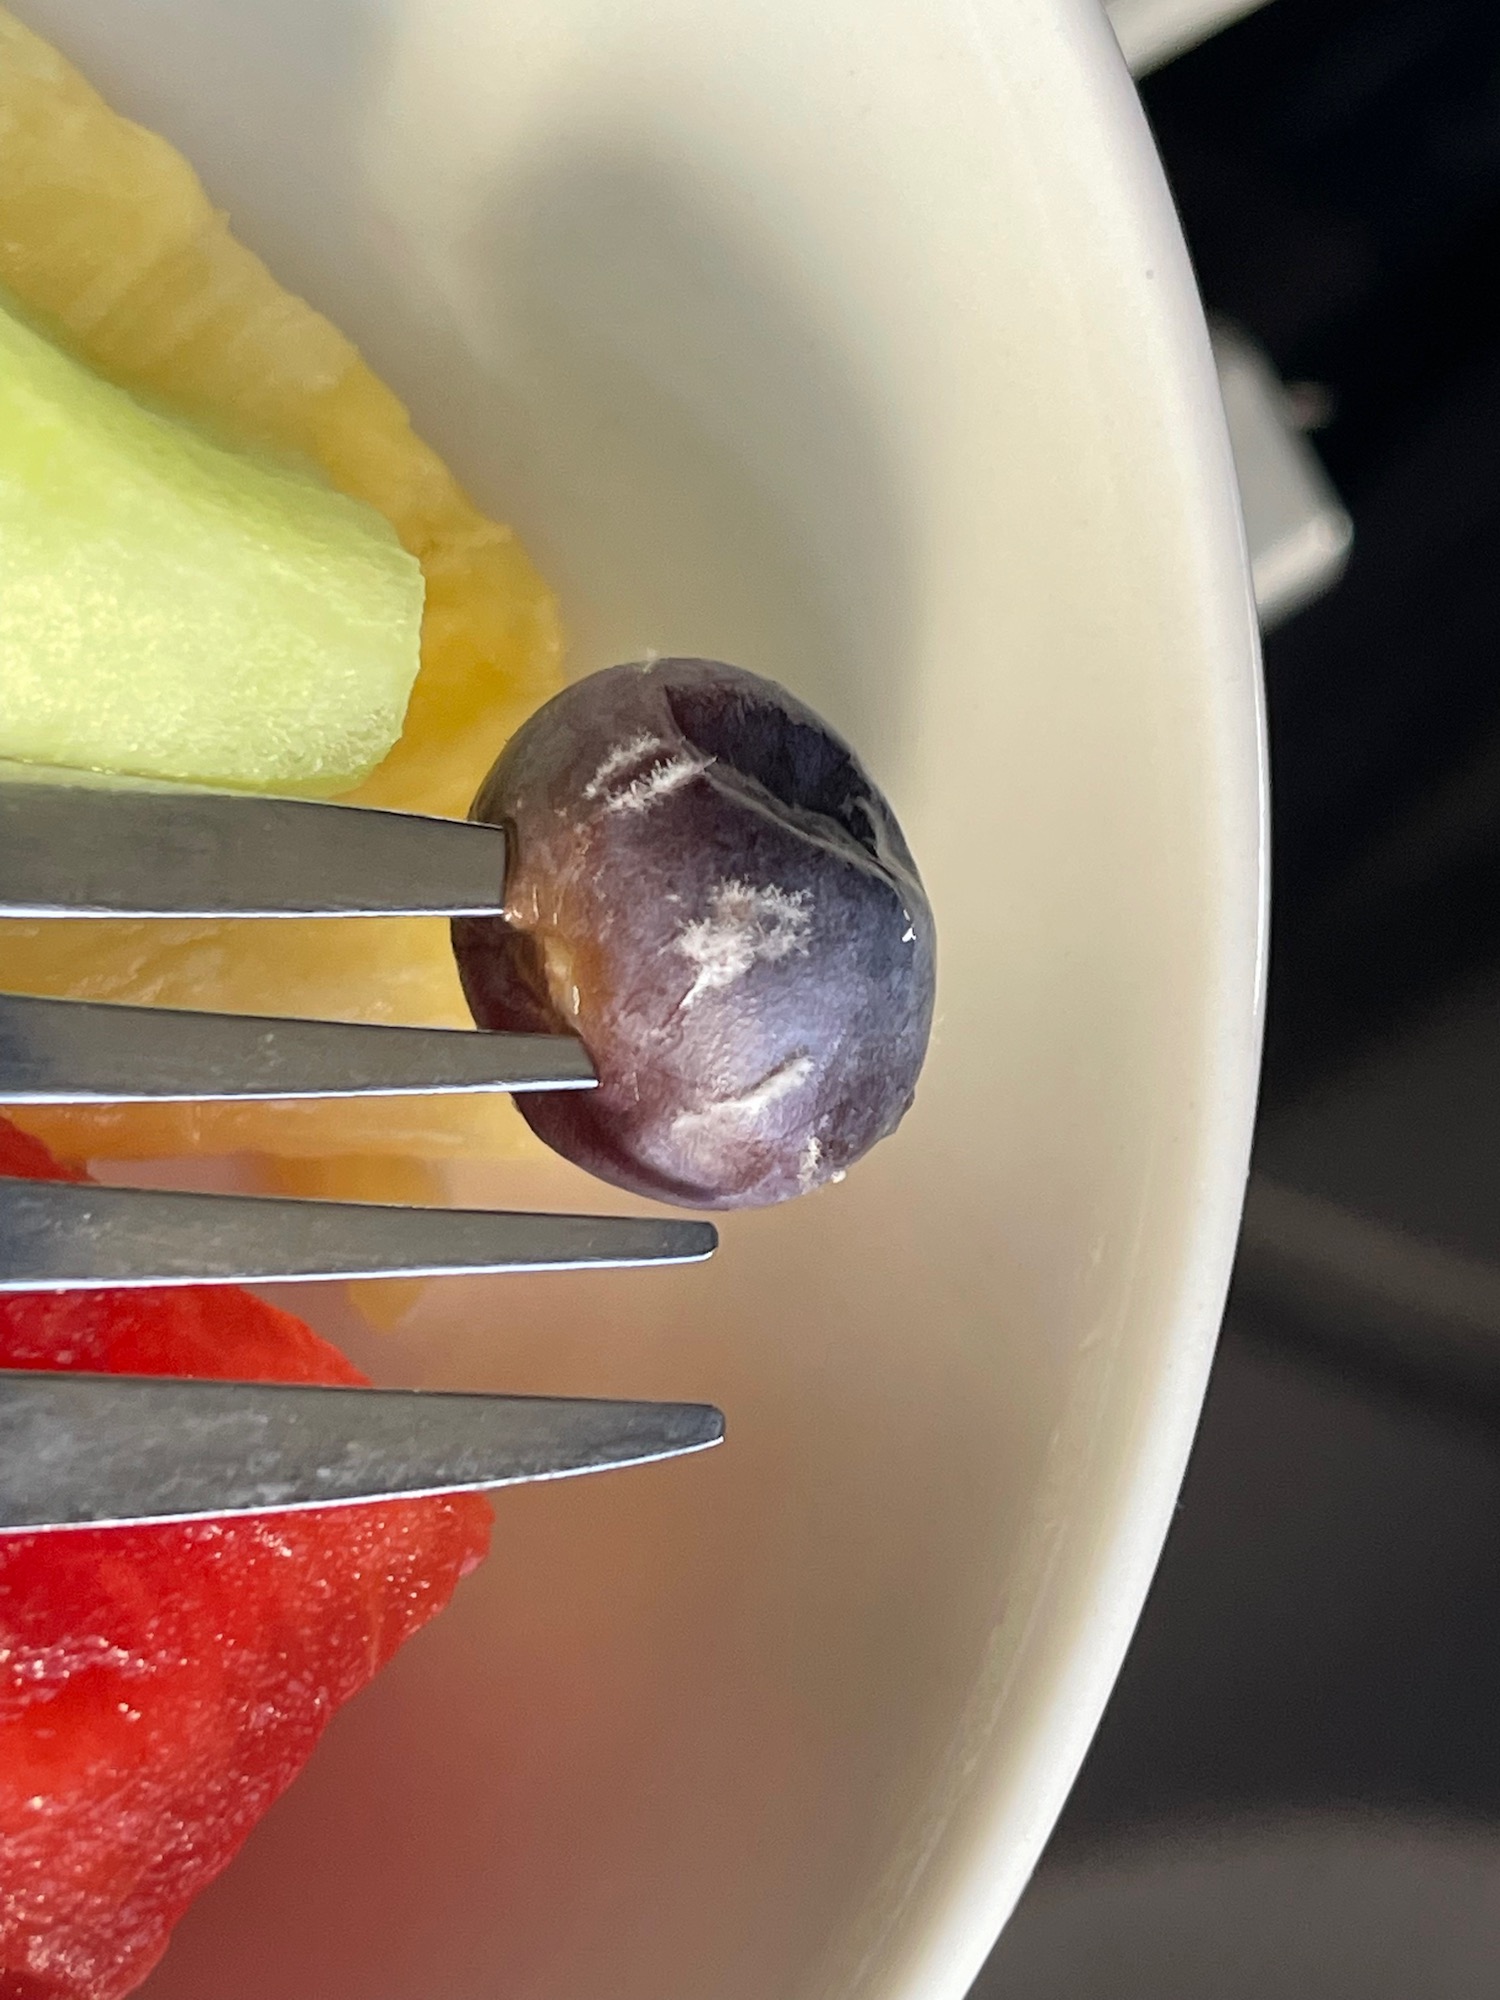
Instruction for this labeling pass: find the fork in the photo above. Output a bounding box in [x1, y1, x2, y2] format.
[0, 779, 723, 1530]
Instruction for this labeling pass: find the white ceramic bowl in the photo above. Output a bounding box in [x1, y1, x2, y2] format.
[23, 1, 1264, 1994]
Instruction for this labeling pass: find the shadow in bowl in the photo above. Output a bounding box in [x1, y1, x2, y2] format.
[455, 139, 919, 790]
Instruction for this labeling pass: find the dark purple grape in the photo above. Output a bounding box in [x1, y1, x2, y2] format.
[452, 657, 935, 1208]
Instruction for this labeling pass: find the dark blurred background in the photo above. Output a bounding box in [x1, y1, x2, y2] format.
[976, 1, 1500, 1990]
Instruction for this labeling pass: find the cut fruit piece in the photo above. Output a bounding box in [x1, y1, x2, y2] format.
[0, 7, 562, 1165]
[453, 658, 937, 1208]
[0, 1116, 492, 2000]
[0, 294, 424, 793]
[0, 7, 561, 821]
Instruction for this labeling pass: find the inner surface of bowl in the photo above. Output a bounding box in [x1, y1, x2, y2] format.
[15, 1, 1263, 1995]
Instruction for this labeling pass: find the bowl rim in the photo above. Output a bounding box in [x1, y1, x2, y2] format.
[888, 3, 1267, 1994]
[5, 0, 1267, 1990]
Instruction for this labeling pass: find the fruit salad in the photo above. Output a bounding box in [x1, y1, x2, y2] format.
[0, 13, 937, 1997]
[0, 5, 562, 1183]
[0, 14, 537, 1994]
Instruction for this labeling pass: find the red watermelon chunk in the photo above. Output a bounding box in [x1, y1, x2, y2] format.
[0, 1118, 492, 2000]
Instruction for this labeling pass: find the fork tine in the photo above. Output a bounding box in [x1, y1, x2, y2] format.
[0, 782, 509, 918]
[0, 1180, 718, 1290]
[0, 992, 595, 1101]
[0, 1373, 725, 1531]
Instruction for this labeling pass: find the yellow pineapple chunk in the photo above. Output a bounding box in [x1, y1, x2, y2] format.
[0, 9, 562, 1163]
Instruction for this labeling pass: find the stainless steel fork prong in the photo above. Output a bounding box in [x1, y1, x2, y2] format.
[0, 1180, 718, 1290]
[0, 777, 723, 1299]
[0, 781, 510, 917]
[0, 992, 595, 1101]
[0, 1372, 725, 1530]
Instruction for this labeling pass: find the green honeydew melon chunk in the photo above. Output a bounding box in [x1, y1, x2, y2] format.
[0, 297, 423, 792]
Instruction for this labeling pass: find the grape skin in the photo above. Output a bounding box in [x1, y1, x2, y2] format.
[453, 658, 936, 1209]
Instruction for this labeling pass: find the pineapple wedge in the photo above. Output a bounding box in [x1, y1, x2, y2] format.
[0, 8, 562, 1167]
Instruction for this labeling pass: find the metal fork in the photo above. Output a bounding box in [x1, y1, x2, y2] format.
[0, 780, 723, 1530]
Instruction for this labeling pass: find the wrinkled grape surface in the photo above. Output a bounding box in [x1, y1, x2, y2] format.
[453, 658, 936, 1208]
